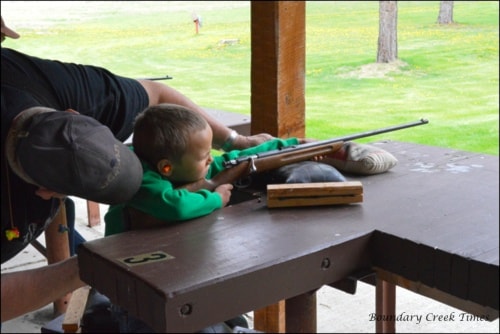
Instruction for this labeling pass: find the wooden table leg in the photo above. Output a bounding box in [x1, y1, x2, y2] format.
[376, 276, 396, 333]
[44, 199, 71, 317]
[86, 200, 101, 227]
[254, 290, 317, 334]
[254, 300, 285, 333]
[285, 290, 317, 333]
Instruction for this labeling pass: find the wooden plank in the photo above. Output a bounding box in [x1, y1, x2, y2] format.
[469, 260, 499, 310]
[433, 248, 452, 294]
[62, 286, 91, 333]
[267, 194, 363, 208]
[450, 254, 469, 300]
[267, 182, 363, 207]
[416, 243, 435, 288]
[267, 182, 363, 198]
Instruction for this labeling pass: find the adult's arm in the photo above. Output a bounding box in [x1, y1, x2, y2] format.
[138, 80, 273, 150]
[1, 256, 85, 322]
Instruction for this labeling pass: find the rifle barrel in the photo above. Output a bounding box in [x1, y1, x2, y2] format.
[331, 118, 428, 142]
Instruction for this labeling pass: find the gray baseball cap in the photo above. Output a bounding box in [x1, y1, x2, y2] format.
[6, 107, 143, 204]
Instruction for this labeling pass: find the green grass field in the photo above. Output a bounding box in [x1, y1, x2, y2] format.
[3, 1, 498, 155]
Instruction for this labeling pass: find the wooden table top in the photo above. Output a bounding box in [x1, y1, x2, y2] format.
[78, 141, 499, 332]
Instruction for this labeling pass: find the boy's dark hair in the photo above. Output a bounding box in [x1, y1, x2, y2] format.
[133, 103, 208, 169]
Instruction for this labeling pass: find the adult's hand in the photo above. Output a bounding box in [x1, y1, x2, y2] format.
[35, 187, 66, 200]
[232, 133, 275, 150]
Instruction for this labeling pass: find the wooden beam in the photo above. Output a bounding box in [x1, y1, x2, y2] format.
[251, 1, 306, 138]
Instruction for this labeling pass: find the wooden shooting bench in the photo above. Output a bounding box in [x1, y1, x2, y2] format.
[77, 140, 499, 333]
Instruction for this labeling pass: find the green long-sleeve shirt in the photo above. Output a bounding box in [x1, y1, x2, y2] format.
[104, 137, 299, 236]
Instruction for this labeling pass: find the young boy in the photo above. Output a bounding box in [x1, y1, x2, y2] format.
[104, 103, 303, 235]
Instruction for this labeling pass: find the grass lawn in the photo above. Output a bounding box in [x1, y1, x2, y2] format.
[2, 1, 498, 155]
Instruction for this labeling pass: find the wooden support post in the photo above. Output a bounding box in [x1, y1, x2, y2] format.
[254, 300, 286, 333]
[44, 199, 72, 316]
[251, 1, 306, 331]
[86, 200, 101, 227]
[286, 291, 317, 333]
[376, 276, 396, 333]
[251, 1, 306, 138]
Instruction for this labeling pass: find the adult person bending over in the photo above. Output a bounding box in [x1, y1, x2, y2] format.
[1, 17, 272, 323]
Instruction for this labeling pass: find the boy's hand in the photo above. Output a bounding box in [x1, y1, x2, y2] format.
[215, 183, 234, 206]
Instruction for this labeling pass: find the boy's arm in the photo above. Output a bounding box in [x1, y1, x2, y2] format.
[180, 162, 249, 192]
[108, 167, 224, 228]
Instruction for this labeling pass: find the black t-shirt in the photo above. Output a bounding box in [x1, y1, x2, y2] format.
[1, 48, 149, 263]
[1, 48, 149, 141]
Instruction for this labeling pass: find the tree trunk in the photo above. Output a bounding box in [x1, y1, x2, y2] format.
[377, 1, 398, 63]
[437, 1, 454, 24]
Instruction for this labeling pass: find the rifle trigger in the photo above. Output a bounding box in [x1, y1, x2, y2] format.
[248, 157, 257, 173]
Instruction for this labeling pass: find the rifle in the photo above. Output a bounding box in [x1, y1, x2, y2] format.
[183, 118, 429, 192]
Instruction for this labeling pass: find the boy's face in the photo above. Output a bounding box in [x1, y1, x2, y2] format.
[169, 124, 214, 184]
